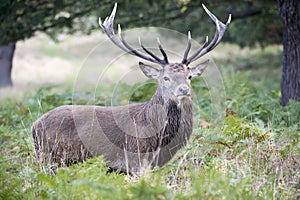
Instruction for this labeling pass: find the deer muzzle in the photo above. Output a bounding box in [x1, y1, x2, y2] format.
[176, 84, 191, 98]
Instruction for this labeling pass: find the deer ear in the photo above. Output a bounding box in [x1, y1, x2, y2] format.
[189, 60, 209, 78]
[139, 62, 160, 78]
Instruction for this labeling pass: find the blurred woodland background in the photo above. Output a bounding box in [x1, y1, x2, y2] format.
[0, 1, 299, 199]
[0, 0, 299, 105]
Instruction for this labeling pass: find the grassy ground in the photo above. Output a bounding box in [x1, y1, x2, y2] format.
[0, 32, 299, 199]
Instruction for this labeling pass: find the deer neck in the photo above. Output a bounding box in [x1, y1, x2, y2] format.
[145, 87, 194, 136]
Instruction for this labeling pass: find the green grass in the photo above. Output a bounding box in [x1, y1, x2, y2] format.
[1, 47, 299, 199]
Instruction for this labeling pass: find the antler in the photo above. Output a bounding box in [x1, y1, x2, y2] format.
[182, 4, 231, 65]
[99, 3, 169, 66]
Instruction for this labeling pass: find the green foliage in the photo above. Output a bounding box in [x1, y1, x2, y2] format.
[35, 157, 129, 199]
[225, 1, 281, 47]
[116, 0, 282, 48]
[0, 49, 299, 199]
[0, 0, 96, 44]
[0, 156, 24, 200]
[230, 46, 283, 70]
[129, 81, 158, 103]
[1, 0, 281, 48]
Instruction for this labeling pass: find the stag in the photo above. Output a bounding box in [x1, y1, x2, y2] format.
[32, 3, 230, 173]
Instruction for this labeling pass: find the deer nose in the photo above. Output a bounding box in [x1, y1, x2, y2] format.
[178, 85, 190, 96]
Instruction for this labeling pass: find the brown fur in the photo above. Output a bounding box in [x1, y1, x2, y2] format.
[32, 64, 199, 173]
[33, 3, 230, 172]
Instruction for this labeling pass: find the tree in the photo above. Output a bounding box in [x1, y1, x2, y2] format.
[278, 0, 300, 106]
[0, 42, 15, 86]
[0, 0, 113, 87]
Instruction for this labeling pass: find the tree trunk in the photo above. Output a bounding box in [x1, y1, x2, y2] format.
[278, 0, 300, 106]
[0, 42, 16, 87]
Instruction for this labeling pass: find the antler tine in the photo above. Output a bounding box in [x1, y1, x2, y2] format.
[157, 38, 169, 64]
[138, 37, 167, 64]
[118, 26, 159, 63]
[185, 4, 231, 65]
[99, 3, 118, 42]
[184, 36, 208, 65]
[181, 31, 192, 64]
[99, 3, 167, 66]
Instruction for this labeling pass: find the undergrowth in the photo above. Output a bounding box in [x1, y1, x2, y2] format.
[0, 59, 299, 199]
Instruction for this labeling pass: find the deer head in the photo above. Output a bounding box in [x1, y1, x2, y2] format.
[99, 3, 231, 104]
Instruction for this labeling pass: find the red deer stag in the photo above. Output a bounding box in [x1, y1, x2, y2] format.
[32, 3, 230, 173]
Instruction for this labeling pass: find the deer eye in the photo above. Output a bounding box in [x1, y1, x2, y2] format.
[188, 75, 192, 80]
[163, 76, 170, 81]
